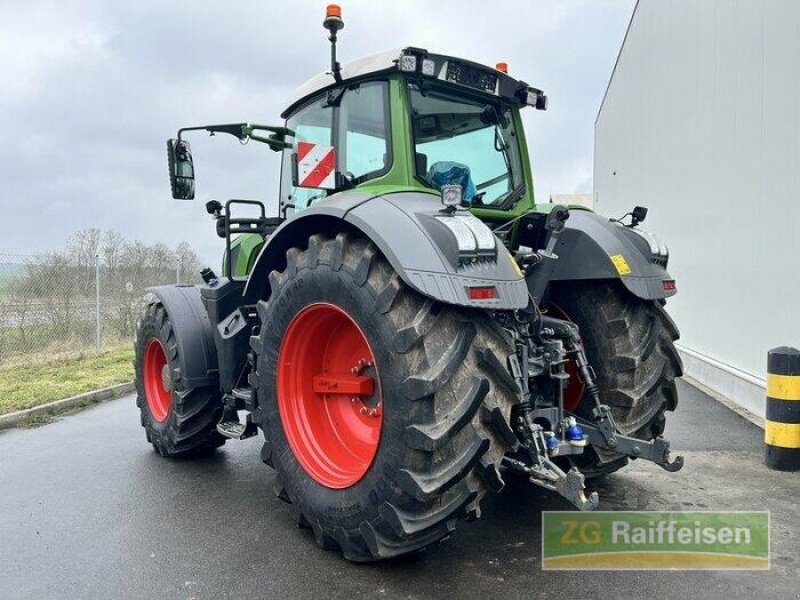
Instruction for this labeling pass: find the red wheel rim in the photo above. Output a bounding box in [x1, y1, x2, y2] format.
[143, 338, 171, 422]
[277, 303, 382, 489]
[549, 304, 585, 413]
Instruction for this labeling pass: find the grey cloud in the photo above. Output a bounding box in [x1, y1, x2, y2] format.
[1, 0, 634, 265]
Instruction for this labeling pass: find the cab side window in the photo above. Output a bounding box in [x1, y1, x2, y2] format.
[280, 81, 390, 215]
[280, 97, 333, 213]
[338, 82, 391, 183]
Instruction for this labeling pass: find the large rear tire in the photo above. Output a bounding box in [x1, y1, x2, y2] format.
[249, 233, 520, 561]
[549, 281, 682, 477]
[134, 301, 226, 457]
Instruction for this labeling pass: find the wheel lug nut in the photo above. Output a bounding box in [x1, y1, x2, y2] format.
[351, 396, 358, 403]
[359, 406, 368, 415]
[351, 366, 359, 375]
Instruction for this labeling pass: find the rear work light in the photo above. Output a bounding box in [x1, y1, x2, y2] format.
[398, 54, 417, 72]
[517, 85, 549, 111]
[468, 286, 497, 300]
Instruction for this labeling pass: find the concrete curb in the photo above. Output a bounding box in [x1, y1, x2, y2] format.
[682, 374, 765, 429]
[0, 382, 134, 431]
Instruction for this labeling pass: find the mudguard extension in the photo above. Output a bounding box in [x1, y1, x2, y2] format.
[244, 191, 530, 310]
[144, 285, 219, 389]
[547, 210, 676, 300]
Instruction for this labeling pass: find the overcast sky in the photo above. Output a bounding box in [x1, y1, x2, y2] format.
[0, 0, 634, 264]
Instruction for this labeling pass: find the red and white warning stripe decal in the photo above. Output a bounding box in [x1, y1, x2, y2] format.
[296, 141, 336, 189]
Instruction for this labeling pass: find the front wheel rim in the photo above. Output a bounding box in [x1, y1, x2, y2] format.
[143, 338, 171, 422]
[277, 303, 383, 489]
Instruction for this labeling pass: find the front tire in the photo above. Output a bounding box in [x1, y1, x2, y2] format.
[134, 301, 226, 457]
[250, 233, 520, 561]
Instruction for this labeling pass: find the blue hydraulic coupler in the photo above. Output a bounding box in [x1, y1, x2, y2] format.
[546, 433, 561, 456]
[565, 417, 587, 447]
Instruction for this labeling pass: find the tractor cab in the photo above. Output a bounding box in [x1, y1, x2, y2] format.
[277, 46, 548, 219]
[166, 40, 552, 278]
[167, 35, 550, 219]
[165, 7, 553, 280]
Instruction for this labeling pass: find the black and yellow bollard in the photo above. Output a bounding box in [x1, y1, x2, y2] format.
[765, 346, 800, 471]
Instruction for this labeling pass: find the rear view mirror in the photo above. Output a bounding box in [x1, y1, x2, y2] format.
[167, 139, 195, 200]
[631, 205, 648, 226]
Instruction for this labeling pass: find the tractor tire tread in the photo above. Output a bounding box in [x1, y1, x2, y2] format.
[550, 281, 682, 477]
[134, 302, 225, 458]
[250, 233, 519, 561]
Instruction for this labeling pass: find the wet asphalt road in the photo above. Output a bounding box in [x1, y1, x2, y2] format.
[1, 379, 798, 600]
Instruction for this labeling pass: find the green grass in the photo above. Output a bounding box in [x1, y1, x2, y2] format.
[0, 347, 134, 415]
[0, 322, 98, 360]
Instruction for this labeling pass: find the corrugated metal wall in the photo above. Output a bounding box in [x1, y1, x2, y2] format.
[594, 0, 800, 417]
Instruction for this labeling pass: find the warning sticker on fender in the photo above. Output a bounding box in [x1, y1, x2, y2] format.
[610, 254, 631, 276]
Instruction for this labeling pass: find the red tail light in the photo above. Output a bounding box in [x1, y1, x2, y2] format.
[468, 286, 497, 300]
[663, 280, 676, 292]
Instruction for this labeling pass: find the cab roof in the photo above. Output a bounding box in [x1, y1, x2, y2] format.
[281, 48, 544, 118]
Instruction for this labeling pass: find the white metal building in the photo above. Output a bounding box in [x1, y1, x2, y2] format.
[594, 0, 799, 418]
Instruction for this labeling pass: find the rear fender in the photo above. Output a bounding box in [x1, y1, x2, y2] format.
[535, 210, 675, 300]
[243, 190, 529, 309]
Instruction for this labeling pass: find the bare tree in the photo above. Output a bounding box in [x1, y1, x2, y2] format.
[68, 229, 101, 293]
[175, 241, 205, 284]
[102, 230, 125, 273]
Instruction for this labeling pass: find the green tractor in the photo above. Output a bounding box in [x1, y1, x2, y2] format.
[135, 6, 683, 561]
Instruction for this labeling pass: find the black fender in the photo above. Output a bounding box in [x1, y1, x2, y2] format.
[243, 190, 529, 309]
[144, 285, 218, 389]
[545, 210, 675, 300]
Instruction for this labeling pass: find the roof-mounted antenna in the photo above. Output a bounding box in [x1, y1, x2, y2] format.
[323, 5, 344, 83]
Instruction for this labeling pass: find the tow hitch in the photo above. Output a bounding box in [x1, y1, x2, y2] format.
[503, 291, 683, 511]
[580, 407, 684, 473]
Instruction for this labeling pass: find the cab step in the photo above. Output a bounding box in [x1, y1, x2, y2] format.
[216, 417, 258, 440]
[231, 387, 253, 403]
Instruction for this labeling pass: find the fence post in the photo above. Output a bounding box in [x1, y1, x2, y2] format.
[176, 256, 182, 285]
[95, 253, 102, 354]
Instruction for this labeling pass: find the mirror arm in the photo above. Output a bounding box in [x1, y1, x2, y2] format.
[177, 123, 295, 152]
[243, 124, 295, 152]
[177, 123, 246, 141]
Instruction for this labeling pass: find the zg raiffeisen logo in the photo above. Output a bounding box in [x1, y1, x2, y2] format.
[541, 511, 769, 570]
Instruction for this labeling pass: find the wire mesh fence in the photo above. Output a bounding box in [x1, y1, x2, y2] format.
[0, 241, 205, 367]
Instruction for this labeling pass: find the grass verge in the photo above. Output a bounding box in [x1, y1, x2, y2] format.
[0, 347, 134, 415]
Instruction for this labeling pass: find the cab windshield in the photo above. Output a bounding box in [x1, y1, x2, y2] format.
[408, 84, 523, 207]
